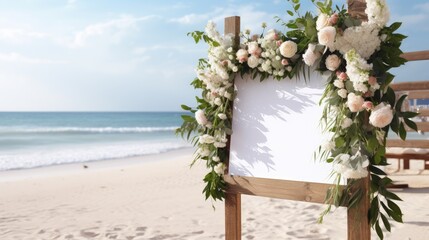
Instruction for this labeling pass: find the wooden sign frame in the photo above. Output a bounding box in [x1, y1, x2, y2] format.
[223, 12, 370, 240]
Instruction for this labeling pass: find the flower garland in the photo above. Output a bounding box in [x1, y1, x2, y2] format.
[177, 0, 417, 238]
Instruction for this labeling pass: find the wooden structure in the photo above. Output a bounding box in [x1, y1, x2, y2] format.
[387, 51, 429, 170]
[223, 13, 369, 240]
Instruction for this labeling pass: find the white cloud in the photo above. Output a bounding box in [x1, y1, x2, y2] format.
[0, 28, 47, 42]
[170, 4, 277, 32]
[169, 13, 209, 24]
[66, 0, 77, 8]
[0, 52, 66, 64]
[70, 15, 157, 48]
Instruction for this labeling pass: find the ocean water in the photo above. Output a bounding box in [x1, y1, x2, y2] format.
[0, 112, 190, 171]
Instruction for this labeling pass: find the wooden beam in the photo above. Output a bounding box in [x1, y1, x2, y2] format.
[224, 175, 341, 205]
[401, 50, 429, 61]
[391, 81, 429, 91]
[406, 90, 429, 100]
[387, 139, 429, 148]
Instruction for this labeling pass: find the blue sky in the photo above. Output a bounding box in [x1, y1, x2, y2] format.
[0, 0, 427, 111]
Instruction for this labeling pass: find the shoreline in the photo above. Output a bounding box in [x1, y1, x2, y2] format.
[0, 147, 194, 182]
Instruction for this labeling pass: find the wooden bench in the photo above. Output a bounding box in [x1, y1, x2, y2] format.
[386, 50, 429, 171]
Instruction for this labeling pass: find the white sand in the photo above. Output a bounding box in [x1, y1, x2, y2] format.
[0, 149, 428, 240]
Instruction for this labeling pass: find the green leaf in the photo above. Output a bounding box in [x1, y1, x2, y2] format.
[390, 22, 402, 32]
[390, 114, 399, 133]
[401, 111, 419, 118]
[404, 118, 418, 132]
[383, 87, 396, 106]
[380, 213, 391, 232]
[370, 196, 379, 225]
[395, 94, 407, 112]
[375, 220, 384, 239]
[387, 199, 403, 216]
[370, 165, 387, 175]
[399, 122, 406, 140]
[181, 104, 192, 111]
[287, 10, 294, 16]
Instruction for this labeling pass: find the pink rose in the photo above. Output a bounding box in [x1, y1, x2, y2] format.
[347, 93, 365, 112]
[362, 101, 374, 111]
[318, 26, 336, 46]
[236, 49, 248, 63]
[368, 76, 377, 85]
[329, 13, 339, 25]
[369, 103, 394, 128]
[338, 72, 348, 81]
[247, 42, 260, 55]
[281, 59, 289, 66]
[276, 40, 283, 47]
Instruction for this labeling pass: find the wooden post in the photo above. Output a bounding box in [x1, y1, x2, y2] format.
[224, 16, 241, 240]
[347, 177, 371, 240]
[346, 1, 371, 238]
[347, 0, 368, 21]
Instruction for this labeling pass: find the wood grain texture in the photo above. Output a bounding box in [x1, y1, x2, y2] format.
[347, 176, 371, 240]
[390, 81, 429, 91]
[225, 193, 241, 240]
[224, 16, 240, 48]
[401, 50, 429, 61]
[224, 16, 241, 240]
[347, 0, 367, 20]
[224, 175, 341, 205]
[387, 139, 429, 148]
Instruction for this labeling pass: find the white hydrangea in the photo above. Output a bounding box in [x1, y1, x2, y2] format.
[199, 134, 215, 144]
[345, 49, 373, 93]
[331, 22, 381, 59]
[365, 0, 390, 28]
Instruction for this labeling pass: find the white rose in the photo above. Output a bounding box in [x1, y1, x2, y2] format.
[316, 13, 330, 30]
[247, 55, 260, 68]
[302, 43, 321, 66]
[212, 156, 220, 162]
[214, 163, 226, 175]
[214, 98, 222, 106]
[247, 41, 260, 55]
[199, 134, 215, 144]
[198, 146, 210, 157]
[369, 103, 394, 128]
[264, 29, 278, 40]
[214, 142, 226, 148]
[224, 92, 232, 100]
[325, 54, 341, 71]
[347, 92, 364, 112]
[195, 110, 208, 126]
[321, 140, 335, 152]
[218, 113, 227, 120]
[343, 167, 368, 179]
[236, 49, 248, 63]
[318, 26, 336, 46]
[341, 118, 353, 129]
[338, 89, 348, 98]
[279, 41, 298, 58]
[333, 79, 344, 89]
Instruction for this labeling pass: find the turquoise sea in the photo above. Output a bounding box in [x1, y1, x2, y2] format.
[0, 112, 190, 171]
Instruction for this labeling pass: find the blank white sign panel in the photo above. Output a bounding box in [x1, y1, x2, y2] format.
[229, 72, 333, 184]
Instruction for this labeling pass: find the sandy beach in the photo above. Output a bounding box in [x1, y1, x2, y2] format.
[0, 149, 428, 240]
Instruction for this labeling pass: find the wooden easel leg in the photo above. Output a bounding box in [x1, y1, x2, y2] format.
[225, 193, 241, 240]
[347, 176, 371, 240]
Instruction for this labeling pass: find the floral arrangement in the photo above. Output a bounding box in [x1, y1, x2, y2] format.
[177, 0, 417, 238]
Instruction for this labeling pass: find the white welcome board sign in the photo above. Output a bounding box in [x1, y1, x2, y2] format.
[229, 71, 334, 184]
